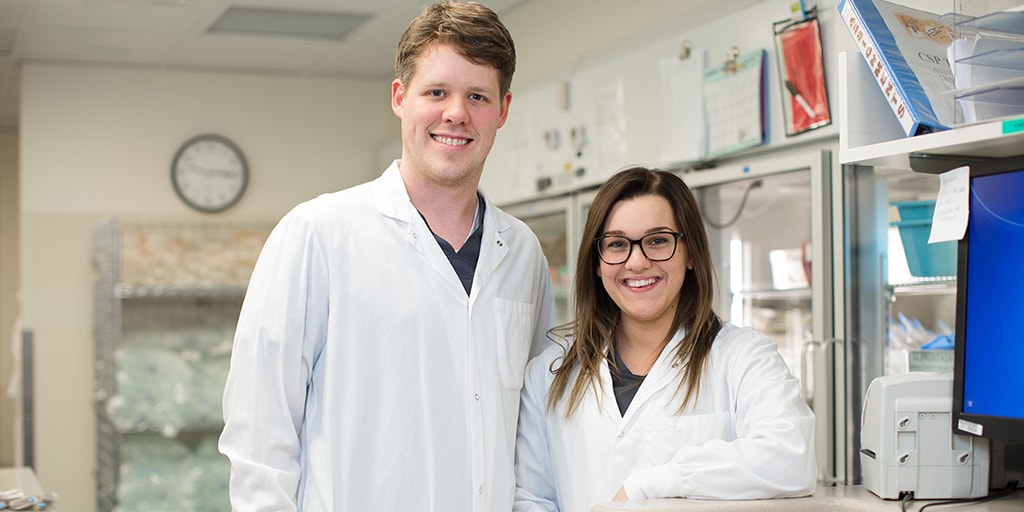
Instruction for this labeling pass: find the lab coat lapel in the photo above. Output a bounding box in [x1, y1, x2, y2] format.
[471, 195, 509, 299]
[372, 163, 465, 294]
[621, 330, 686, 422]
[596, 357, 626, 426]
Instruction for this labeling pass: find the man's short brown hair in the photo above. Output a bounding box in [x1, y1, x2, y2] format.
[395, 1, 516, 97]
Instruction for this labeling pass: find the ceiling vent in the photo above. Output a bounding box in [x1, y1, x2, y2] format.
[207, 7, 372, 42]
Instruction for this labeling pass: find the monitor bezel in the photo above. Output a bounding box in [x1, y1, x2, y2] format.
[951, 155, 1024, 442]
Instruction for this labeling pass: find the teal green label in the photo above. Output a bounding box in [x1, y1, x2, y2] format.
[1003, 117, 1024, 135]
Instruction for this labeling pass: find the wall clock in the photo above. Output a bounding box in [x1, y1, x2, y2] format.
[171, 134, 248, 213]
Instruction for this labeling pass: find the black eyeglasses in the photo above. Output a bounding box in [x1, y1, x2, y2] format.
[594, 231, 685, 265]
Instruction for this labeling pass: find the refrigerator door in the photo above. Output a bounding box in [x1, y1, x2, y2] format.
[841, 165, 953, 485]
[503, 195, 575, 325]
[685, 149, 839, 486]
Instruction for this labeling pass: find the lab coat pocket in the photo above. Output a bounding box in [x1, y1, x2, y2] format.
[642, 412, 730, 466]
[493, 298, 536, 390]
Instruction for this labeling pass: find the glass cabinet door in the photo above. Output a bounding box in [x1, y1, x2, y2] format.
[698, 169, 815, 380]
[504, 196, 574, 325]
[881, 171, 956, 375]
[685, 149, 838, 485]
[842, 165, 958, 484]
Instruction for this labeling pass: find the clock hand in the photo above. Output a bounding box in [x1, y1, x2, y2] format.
[184, 162, 239, 178]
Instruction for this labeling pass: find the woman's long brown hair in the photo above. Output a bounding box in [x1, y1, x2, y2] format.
[547, 166, 722, 418]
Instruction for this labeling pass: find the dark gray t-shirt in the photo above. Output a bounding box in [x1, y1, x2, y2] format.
[610, 350, 645, 416]
[423, 195, 485, 295]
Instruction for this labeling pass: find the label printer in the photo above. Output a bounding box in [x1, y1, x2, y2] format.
[860, 372, 989, 499]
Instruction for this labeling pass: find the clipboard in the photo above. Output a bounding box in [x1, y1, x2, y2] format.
[774, 8, 831, 136]
[702, 48, 767, 160]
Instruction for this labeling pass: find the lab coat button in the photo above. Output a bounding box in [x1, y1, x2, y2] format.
[617, 432, 624, 438]
[478, 486, 484, 494]
[474, 393, 480, 401]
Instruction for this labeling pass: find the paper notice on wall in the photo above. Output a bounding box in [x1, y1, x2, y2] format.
[659, 49, 707, 165]
[593, 78, 629, 170]
[929, 165, 969, 243]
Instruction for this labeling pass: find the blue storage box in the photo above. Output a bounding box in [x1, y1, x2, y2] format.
[891, 200, 957, 277]
[893, 200, 938, 220]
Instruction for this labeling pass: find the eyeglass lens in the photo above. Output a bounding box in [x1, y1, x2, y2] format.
[597, 232, 680, 264]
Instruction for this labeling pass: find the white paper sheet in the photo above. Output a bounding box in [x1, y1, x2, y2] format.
[929, 165, 970, 243]
[659, 49, 707, 165]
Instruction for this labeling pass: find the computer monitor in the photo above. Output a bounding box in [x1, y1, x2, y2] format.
[952, 156, 1024, 442]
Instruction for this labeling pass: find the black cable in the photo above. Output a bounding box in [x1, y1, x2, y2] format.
[703, 179, 762, 230]
[899, 492, 913, 512]
[902, 480, 1020, 512]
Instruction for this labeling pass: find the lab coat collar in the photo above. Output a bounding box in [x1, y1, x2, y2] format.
[371, 161, 416, 224]
[371, 161, 512, 232]
[598, 327, 688, 425]
[369, 161, 512, 298]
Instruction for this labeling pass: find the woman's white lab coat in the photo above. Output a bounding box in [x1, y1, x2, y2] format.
[514, 322, 816, 512]
[220, 163, 555, 512]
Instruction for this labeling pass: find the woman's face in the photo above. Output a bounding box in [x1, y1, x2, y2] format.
[597, 194, 692, 334]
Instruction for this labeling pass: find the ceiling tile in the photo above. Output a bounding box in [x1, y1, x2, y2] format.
[27, 0, 213, 33]
[167, 35, 327, 73]
[19, 27, 180, 64]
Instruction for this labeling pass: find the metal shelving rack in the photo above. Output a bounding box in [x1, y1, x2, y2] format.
[92, 218, 272, 512]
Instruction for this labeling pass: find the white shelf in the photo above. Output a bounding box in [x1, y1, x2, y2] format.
[841, 117, 1024, 169]
[837, 52, 1024, 171]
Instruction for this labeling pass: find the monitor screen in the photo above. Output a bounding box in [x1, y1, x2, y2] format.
[953, 157, 1024, 441]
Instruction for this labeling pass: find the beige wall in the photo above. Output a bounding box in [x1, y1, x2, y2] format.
[18, 63, 396, 510]
[0, 129, 18, 468]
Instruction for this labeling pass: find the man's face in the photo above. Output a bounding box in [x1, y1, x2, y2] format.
[391, 44, 511, 190]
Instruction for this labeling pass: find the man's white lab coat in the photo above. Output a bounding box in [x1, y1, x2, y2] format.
[220, 162, 555, 511]
[514, 323, 816, 512]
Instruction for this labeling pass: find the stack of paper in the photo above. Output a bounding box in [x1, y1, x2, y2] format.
[949, 7, 1024, 125]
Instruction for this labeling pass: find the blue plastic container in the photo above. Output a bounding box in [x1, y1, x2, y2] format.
[893, 200, 938, 221]
[891, 200, 957, 277]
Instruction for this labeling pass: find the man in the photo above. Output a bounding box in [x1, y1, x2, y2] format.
[218, 2, 555, 510]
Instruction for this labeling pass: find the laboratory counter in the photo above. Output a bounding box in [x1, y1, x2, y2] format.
[593, 485, 1023, 511]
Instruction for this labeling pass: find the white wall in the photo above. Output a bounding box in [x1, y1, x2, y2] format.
[19, 63, 396, 510]
[0, 129, 17, 469]
[501, 0, 759, 91]
[486, 0, 856, 205]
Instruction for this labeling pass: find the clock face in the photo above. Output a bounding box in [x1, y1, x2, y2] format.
[171, 134, 248, 213]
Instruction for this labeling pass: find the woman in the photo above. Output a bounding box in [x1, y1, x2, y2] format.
[514, 167, 816, 512]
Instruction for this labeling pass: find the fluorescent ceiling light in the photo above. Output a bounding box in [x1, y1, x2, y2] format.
[207, 7, 372, 41]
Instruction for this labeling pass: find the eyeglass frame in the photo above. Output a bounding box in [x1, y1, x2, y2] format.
[593, 231, 685, 265]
